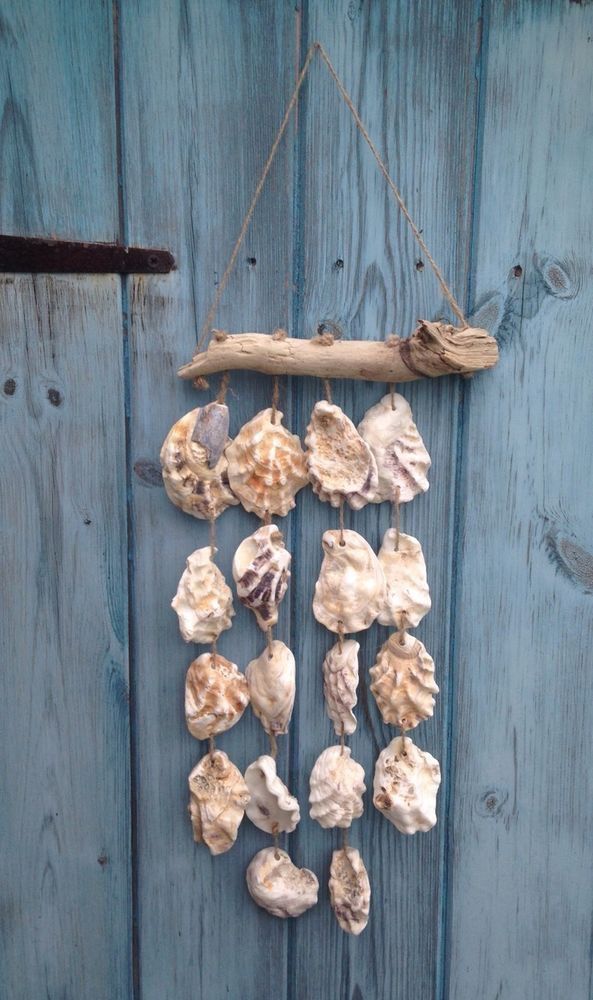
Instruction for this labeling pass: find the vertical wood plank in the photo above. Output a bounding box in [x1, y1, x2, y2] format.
[0, 278, 131, 999]
[0, 4, 131, 997]
[120, 3, 296, 997]
[445, 3, 593, 997]
[289, 3, 481, 999]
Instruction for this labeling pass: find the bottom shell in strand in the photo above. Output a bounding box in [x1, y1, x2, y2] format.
[373, 736, 441, 834]
[246, 847, 319, 918]
[188, 750, 250, 855]
[329, 846, 371, 935]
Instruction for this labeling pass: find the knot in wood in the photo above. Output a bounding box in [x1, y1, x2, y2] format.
[213, 329, 228, 343]
[272, 327, 288, 341]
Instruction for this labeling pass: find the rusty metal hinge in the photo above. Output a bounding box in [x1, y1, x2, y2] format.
[0, 234, 175, 274]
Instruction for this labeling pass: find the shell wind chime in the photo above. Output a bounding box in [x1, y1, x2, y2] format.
[159, 40, 498, 935]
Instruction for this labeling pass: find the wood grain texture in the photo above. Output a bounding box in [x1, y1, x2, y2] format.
[0, 276, 131, 999]
[287, 4, 482, 999]
[0, 3, 132, 998]
[445, 3, 593, 998]
[120, 3, 297, 997]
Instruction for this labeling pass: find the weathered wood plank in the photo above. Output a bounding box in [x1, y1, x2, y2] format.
[120, 3, 297, 997]
[0, 3, 132, 998]
[445, 3, 593, 998]
[0, 276, 130, 999]
[288, 3, 482, 999]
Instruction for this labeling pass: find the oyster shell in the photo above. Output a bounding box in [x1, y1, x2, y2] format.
[246, 640, 295, 736]
[233, 524, 291, 632]
[370, 632, 438, 731]
[185, 652, 249, 740]
[225, 408, 308, 518]
[323, 639, 360, 736]
[329, 847, 371, 935]
[377, 529, 431, 628]
[188, 749, 250, 854]
[358, 392, 430, 503]
[313, 529, 386, 633]
[373, 736, 441, 834]
[305, 401, 378, 509]
[160, 404, 238, 519]
[244, 755, 300, 834]
[171, 547, 234, 643]
[309, 745, 366, 829]
[246, 847, 319, 918]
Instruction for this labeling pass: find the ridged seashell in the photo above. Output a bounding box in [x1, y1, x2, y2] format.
[160, 404, 238, 519]
[309, 745, 366, 829]
[370, 632, 438, 731]
[233, 524, 291, 631]
[377, 529, 431, 628]
[244, 755, 300, 834]
[323, 639, 360, 736]
[188, 749, 250, 854]
[329, 847, 371, 936]
[185, 653, 249, 740]
[305, 401, 378, 509]
[171, 547, 234, 643]
[373, 736, 441, 834]
[313, 529, 386, 634]
[358, 393, 430, 503]
[246, 847, 319, 918]
[225, 408, 308, 518]
[246, 640, 295, 736]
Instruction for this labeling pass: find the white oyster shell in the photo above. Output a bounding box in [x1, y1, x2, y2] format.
[313, 529, 386, 634]
[244, 755, 300, 834]
[358, 392, 430, 503]
[171, 547, 234, 643]
[188, 749, 250, 854]
[377, 529, 431, 628]
[329, 847, 371, 935]
[305, 401, 378, 509]
[233, 524, 291, 632]
[370, 632, 438, 731]
[246, 640, 295, 736]
[373, 736, 441, 834]
[185, 652, 249, 740]
[246, 847, 319, 918]
[160, 404, 238, 519]
[225, 408, 308, 518]
[309, 745, 366, 829]
[323, 639, 359, 736]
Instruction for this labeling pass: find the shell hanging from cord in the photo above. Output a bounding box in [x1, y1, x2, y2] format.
[244, 755, 300, 834]
[377, 528, 431, 629]
[313, 529, 386, 633]
[322, 638, 360, 736]
[225, 407, 308, 518]
[373, 736, 441, 834]
[246, 847, 319, 918]
[309, 745, 366, 829]
[305, 400, 378, 509]
[329, 846, 371, 935]
[370, 632, 438, 731]
[160, 403, 238, 519]
[185, 652, 249, 740]
[171, 547, 234, 643]
[246, 639, 296, 736]
[188, 749, 250, 854]
[358, 392, 430, 503]
[233, 524, 291, 631]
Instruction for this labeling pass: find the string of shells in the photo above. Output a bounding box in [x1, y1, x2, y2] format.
[160, 379, 441, 932]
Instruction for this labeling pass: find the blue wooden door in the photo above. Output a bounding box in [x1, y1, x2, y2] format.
[2, 3, 592, 998]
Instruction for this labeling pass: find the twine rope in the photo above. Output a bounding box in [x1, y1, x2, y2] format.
[196, 41, 467, 352]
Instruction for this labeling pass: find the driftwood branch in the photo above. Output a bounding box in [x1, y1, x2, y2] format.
[177, 321, 498, 384]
